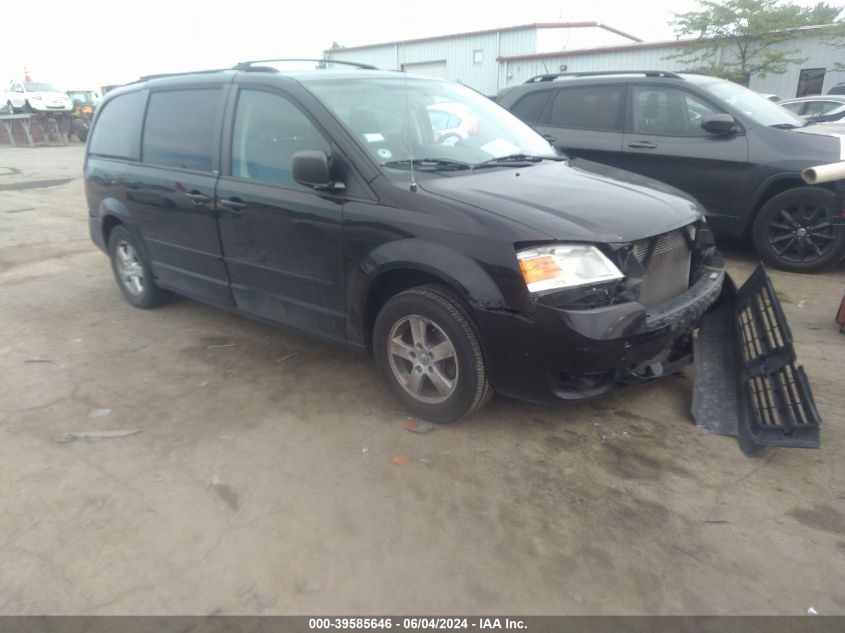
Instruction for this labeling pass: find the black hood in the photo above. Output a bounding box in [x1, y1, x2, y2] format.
[417, 160, 701, 243]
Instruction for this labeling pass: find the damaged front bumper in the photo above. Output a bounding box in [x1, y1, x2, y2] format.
[693, 265, 822, 454]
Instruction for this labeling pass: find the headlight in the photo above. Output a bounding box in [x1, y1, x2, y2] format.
[30, 94, 43, 100]
[517, 244, 624, 293]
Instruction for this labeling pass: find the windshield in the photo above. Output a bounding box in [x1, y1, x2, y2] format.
[67, 91, 96, 104]
[305, 77, 555, 167]
[25, 83, 58, 93]
[701, 80, 807, 127]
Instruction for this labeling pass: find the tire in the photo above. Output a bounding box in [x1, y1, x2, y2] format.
[24, 101, 33, 113]
[373, 285, 493, 423]
[5, 100, 15, 114]
[71, 118, 88, 142]
[752, 186, 845, 273]
[107, 226, 166, 309]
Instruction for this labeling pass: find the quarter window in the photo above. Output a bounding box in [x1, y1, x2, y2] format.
[548, 86, 623, 130]
[142, 89, 219, 172]
[88, 90, 146, 160]
[231, 89, 330, 188]
[631, 86, 719, 136]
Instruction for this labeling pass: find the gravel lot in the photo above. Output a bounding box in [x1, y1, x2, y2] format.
[1, 144, 843, 615]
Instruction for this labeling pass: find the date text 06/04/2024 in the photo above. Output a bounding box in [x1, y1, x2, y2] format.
[308, 618, 527, 630]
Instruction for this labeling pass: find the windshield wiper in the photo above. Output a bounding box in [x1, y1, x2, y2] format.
[770, 123, 802, 129]
[382, 158, 472, 171]
[473, 154, 567, 169]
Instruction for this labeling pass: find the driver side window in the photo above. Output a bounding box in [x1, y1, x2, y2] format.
[631, 86, 719, 136]
[231, 89, 330, 189]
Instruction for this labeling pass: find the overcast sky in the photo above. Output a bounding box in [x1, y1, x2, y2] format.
[1, 0, 837, 90]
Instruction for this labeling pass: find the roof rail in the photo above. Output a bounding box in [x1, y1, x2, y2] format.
[233, 58, 377, 71]
[137, 68, 232, 82]
[524, 70, 683, 83]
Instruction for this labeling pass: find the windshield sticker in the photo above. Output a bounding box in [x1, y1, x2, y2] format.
[481, 139, 522, 157]
[363, 132, 385, 143]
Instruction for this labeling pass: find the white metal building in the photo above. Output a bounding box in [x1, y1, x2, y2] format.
[324, 23, 845, 99]
[322, 22, 643, 96]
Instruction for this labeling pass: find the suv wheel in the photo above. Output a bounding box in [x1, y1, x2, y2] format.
[752, 186, 845, 273]
[373, 285, 493, 423]
[107, 226, 166, 309]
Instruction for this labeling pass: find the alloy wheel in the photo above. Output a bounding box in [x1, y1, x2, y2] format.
[115, 241, 145, 295]
[767, 203, 837, 264]
[387, 315, 459, 404]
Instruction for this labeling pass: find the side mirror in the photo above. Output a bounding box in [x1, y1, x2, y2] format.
[701, 113, 737, 135]
[292, 150, 344, 191]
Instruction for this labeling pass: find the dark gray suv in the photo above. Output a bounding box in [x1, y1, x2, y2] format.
[498, 71, 845, 273]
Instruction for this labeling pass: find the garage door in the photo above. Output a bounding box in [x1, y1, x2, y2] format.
[402, 61, 448, 79]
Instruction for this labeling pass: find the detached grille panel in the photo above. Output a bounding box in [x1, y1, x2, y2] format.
[633, 229, 691, 307]
[735, 270, 821, 436]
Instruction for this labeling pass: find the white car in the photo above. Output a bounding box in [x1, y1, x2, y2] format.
[426, 102, 480, 144]
[6, 82, 73, 114]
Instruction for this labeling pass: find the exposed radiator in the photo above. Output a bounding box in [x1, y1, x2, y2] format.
[632, 229, 692, 307]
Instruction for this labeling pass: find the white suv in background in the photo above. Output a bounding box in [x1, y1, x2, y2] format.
[6, 82, 73, 114]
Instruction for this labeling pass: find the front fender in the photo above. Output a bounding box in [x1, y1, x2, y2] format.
[348, 238, 507, 344]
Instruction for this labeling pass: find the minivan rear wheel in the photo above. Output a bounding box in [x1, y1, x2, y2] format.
[107, 226, 167, 309]
[752, 187, 845, 273]
[373, 285, 493, 423]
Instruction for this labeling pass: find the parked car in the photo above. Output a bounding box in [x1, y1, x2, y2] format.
[84, 62, 819, 452]
[6, 81, 73, 113]
[497, 71, 845, 273]
[426, 102, 480, 144]
[828, 82, 845, 95]
[780, 95, 845, 123]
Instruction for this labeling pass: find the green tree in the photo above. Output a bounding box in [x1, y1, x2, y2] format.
[669, 0, 843, 85]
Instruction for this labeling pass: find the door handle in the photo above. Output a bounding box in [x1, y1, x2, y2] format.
[218, 197, 247, 213]
[185, 191, 211, 205]
[628, 141, 657, 149]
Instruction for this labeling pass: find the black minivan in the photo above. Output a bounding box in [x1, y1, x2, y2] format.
[85, 61, 819, 453]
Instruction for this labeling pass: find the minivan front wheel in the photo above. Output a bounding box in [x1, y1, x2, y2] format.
[752, 187, 845, 273]
[373, 285, 493, 423]
[107, 226, 166, 309]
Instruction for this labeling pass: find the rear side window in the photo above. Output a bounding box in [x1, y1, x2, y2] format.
[510, 91, 552, 123]
[805, 100, 841, 115]
[88, 91, 146, 160]
[142, 89, 219, 171]
[549, 86, 623, 131]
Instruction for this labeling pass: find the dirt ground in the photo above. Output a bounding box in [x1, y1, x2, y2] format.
[0, 144, 843, 616]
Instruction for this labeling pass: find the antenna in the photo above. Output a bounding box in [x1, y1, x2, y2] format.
[403, 69, 417, 193]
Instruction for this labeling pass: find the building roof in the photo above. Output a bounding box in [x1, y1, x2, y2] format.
[323, 22, 642, 54]
[496, 23, 839, 62]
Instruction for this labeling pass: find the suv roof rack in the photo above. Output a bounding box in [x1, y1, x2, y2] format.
[233, 58, 377, 71]
[524, 70, 683, 83]
[137, 68, 232, 82]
